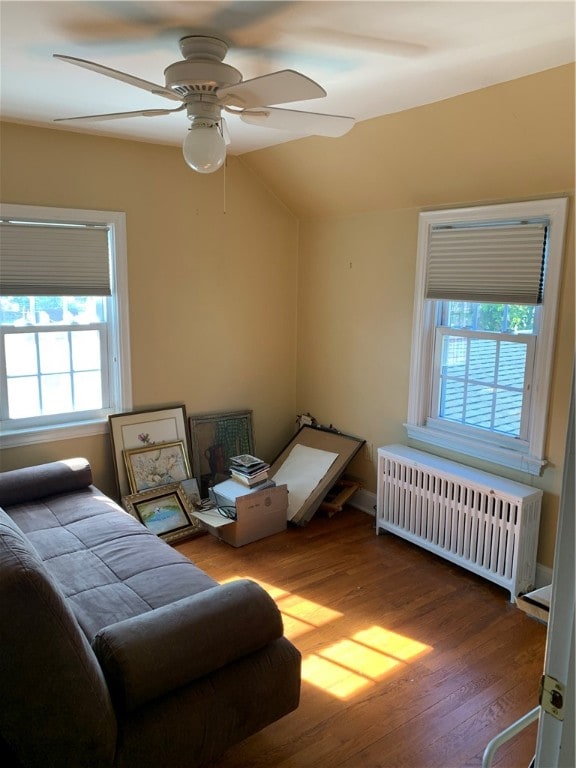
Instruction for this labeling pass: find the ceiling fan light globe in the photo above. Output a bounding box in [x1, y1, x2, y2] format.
[182, 122, 226, 174]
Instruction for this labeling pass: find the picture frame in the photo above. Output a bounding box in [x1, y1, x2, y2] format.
[123, 483, 202, 544]
[124, 440, 192, 494]
[109, 405, 190, 498]
[189, 410, 254, 499]
[269, 425, 365, 526]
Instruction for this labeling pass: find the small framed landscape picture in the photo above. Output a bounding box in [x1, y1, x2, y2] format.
[123, 440, 191, 494]
[123, 483, 202, 543]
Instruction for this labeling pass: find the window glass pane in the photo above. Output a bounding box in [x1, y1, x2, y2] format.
[445, 301, 536, 333]
[469, 338, 496, 383]
[41, 373, 72, 414]
[0, 296, 106, 326]
[445, 302, 475, 330]
[73, 371, 103, 410]
[7, 377, 40, 418]
[72, 297, 106, 324]
[505, 305, 536, 333]
[498, 341, 527, 386]
[0, 297, 31, 325]
[465, 382, 496, 430]
[5, 333, 37, 376]
[440, 378, 465, 422]
[438, 332, 528, 438]
[477, 304, 508, 332]
[39, 331, 70, 374]
[71, 330, 100, 371]
[34, 297, 65, 324]
[494, 390, 523, 434]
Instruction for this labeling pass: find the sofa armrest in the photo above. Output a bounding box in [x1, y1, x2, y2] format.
[0, 458, 92, 507]
[92, 578, 284, 712]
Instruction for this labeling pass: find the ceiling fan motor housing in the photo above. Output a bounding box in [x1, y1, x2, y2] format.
[165, 35, 242, 97]
[164, 60, 242, 95]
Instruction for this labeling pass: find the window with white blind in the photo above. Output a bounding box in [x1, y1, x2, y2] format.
[0, 204, 132, 446]
[406, 198, 568, 475]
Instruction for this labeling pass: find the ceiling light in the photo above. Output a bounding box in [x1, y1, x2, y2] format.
[182, 119, 226, 174]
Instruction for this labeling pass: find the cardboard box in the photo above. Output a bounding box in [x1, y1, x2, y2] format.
[191, 484, 288, 547]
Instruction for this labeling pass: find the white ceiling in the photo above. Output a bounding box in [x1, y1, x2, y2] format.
[1, 0, 574, 155]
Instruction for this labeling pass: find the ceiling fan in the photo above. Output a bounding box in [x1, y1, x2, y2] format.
[54, 34, 356, 174]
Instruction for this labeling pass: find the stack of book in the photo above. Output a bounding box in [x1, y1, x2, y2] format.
[229, 454, 273, 490]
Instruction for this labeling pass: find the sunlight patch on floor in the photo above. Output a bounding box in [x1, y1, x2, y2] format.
[355, 625, 432, 661]
[223, 575, 343, 639]
[224, 575, 432, 699]
[302, 627, 432, 699]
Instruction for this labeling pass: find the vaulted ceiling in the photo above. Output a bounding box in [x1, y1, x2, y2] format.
[1, 1, 574, 155]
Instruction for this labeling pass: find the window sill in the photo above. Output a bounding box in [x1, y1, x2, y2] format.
[0, 419, 108, 449]
[404, 423, 546, 476]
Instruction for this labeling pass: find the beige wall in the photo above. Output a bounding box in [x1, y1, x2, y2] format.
[244, 65, 574, 570]
[0, 123, 299, 498]
[242, 64, 575, 219]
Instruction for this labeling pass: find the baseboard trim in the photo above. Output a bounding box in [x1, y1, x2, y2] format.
[350, 488, 376, 516]
[535, 563, 553, 589]
[351, 489, 552, 589]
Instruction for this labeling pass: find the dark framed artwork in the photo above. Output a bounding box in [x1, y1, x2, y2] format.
[123, 440, 191, 494]
[189, 410, 254, 499]
[123, 483, 202, 543]
[108, 405, 190, 498]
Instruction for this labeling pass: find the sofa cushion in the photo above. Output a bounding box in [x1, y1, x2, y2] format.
[0, 457, 92, 507]
[5, 485, 219, 641]
[0, 508, 117, 768]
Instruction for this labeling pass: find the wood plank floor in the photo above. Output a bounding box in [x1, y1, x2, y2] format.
[176, 507, 546, 768]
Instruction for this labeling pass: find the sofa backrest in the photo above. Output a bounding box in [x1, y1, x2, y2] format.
[0, 508, 117, 768]
[0, 458, 93, 508]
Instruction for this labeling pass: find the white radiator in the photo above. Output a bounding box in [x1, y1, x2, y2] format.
[376, 445, 542, 601]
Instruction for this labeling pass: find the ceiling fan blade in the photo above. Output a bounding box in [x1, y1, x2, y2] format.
[53, 54, 182, 102]
[54, 106, 185, 123]
[216, 70, 326, 109]
[239, 107, 355, 138]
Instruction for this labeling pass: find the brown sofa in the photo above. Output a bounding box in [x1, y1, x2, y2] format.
[0, 458, 301, 768]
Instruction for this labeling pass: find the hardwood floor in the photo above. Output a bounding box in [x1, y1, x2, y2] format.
[176, 507, 546, 768]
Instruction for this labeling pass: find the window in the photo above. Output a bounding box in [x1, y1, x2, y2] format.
[0, 204, 132, 446]
[406, 198, 568, 475]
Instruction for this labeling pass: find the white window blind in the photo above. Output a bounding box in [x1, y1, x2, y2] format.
[425, 223, 547, 304]
[0, 221, 111, 296]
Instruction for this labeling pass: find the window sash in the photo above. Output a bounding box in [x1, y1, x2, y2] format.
[430, 326, 536, 443]
[0, 323, 111, 429]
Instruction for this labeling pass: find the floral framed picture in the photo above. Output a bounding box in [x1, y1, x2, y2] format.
[123, 440, 192, 494]
[123, 483, 202, 543]
[189, 410, 254, 499]
[109, 405, 190, 498]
